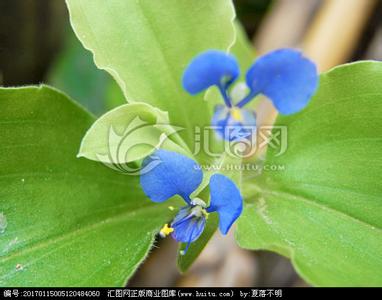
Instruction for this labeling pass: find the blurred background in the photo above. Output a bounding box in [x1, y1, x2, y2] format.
[0, 0, 381, 286]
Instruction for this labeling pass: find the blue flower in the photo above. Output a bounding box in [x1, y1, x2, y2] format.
[211, 105, 257, 141]
[183, 48, 318, 140]
[140, 149, 243, 255]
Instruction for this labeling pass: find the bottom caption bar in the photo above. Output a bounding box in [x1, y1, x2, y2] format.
[0, 288, 377, 298]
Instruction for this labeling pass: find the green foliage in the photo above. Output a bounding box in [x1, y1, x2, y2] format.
[78, 102, 189, 164]
[48, 31, 125, 116]
[0, 86, 176, 286]
[64, 0, 245, 275]
[65, 0, 236, 162]
[2, 0, 381, 287]
[232, 21, 256, 72]
[237, 62, 382, 286]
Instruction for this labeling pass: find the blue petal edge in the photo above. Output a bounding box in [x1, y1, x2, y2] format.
[245, 48, 318, 115]
[182, 50, 240, 95]
[207, 174, 243, 234]
[140, 150, 203, 203]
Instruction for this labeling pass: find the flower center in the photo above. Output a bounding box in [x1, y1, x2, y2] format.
[190, 205, 209, 219]
[190, 198, 209, 219]
[230, 107, 243, 122]
[159, 198, 209, 239]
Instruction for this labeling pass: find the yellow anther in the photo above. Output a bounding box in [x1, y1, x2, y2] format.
[202, 209, 209, 219]
[159, 223, 174, 238]
[231, 107, 243, 121]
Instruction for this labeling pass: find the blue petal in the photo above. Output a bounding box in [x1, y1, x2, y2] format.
[140, 150, 203, 203]
[211, 105, 256, 141]
[171, 208, 206, 243]
[171, 206, 191, 224]
[207, 174, 243, 234]
[245, 48, 318, 115]
[182, 50, 240, 95]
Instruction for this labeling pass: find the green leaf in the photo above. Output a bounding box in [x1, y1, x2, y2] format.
[0, 86, 176, 286]
[236, 62, 382, 286]
[78, 102, 190, 166]
[105, 80, 126, 111]
[65, 0, 236, 158]
[231, 20, 256, 72]
[48, 30, 125, 116]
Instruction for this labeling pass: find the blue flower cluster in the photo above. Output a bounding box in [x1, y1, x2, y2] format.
[139, 48, 318, 254]
[140, 150, 242, 255]
[182, 48, 318, 141]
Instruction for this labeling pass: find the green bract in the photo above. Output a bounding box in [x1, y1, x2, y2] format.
[78, 103, 189, 165]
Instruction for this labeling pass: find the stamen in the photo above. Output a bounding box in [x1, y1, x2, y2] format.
[202, 209, 209, 219]
[180, 228, 196, 256]
[159, 223, 174, 238]
[171, 212, 194, 228]
[231, 107, 243, 121]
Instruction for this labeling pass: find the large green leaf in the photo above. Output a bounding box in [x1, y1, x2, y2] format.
[0, 86, 176, 286]
[65, 0, 236, 157]
[237, 62, 382, 286]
